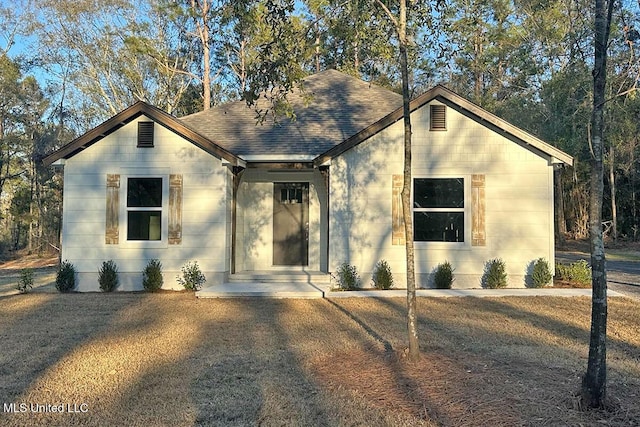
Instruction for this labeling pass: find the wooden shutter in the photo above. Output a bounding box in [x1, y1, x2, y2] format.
[106, 174, 120, 244]
[392, 174, 405, 245]
[168, 174, 183, 245]
[471, 174, 486, 246]
[137, 122, 154, 147]
[430, 105, 447, 130]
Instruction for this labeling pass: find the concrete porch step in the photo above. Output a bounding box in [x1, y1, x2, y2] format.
[196, 281, 325, 299]
[228, 271, 331, 284]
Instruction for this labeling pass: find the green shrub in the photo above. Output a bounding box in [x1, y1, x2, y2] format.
[530, 258, 552, 288]
[142, 259, 163, 292]
[16, 268, 34, 294]
[371, 260, 394, 290]
[556, 263, 569, 283]
[177, 261, 206, 291]
[433, 261, 455, 289]
[56, 261, 76, 292]
[555, 260, 592, 287]
[332, 263, 361, 290]
[98, 260, 119, 292]
[483, 258, 508, 289]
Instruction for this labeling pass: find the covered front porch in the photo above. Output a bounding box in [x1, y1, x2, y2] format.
[232, 166, 329, 274]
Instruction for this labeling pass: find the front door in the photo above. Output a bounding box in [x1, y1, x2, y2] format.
[273, 182, 309, 266]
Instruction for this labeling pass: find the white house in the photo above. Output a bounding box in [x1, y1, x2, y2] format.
[43, 70, 573, 291]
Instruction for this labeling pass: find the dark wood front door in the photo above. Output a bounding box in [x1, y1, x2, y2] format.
[273, 182, 309, 266]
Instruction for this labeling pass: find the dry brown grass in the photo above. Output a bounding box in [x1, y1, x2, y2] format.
[0, 293, 638, 426]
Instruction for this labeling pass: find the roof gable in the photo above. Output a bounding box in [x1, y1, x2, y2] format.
[44, 76, 572, 169]
[43, 101, 242, 166]
[314, 85, 573, 167]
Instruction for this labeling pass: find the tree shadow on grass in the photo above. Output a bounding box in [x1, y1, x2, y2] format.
[0, 292, 163, 426]
[367, 295, 640, 425]
[320, 297, 525, 426]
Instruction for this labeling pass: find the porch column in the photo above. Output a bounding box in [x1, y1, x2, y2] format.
[231, 166, 244, 274]
[320, 166, 330, 273]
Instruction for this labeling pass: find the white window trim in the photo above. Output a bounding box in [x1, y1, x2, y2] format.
[412, 175, 471, 248]
[120, 168, 170, 248]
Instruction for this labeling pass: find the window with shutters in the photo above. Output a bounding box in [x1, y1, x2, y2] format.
[413, 178, 465, 242]
[137, 122, 154, 147]
[430, 105, 447, 131]
[114, 174, 181, 246]
[127, 178, 162, 240]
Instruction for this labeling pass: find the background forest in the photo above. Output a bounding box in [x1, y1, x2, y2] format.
[1, 0, 639, 258]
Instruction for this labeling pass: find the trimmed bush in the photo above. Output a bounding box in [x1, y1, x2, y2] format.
[531, 258, 552, 288]
[332, 263, 361, 291]
[142, 259, 163, 292]
[16, 268, 34, 294]
[372, 260, 394, 290]
[555, 260, 592, 288]
[483, 258, 508, 289]
[98, 260, 119, 292]
[433, 261, 455, 289]
[56, 261, 76, 292]
[177, 261, 206, 291]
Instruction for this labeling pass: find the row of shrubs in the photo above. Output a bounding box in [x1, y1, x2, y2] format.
[20, 256, 589, 294]
[331, 257, 592, 290]
[332, 260, 393, 290]
[54, 259, 207, 293]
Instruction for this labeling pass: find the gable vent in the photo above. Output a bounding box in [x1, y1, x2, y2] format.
[430, 105, 447, 131]
[137, 122, 154, 147]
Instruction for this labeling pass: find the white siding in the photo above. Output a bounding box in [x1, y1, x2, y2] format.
[330, 101, 556, 288]
[62, 116, 229, 291]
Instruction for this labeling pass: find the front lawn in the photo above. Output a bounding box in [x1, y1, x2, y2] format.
[0, 293, 638, 426]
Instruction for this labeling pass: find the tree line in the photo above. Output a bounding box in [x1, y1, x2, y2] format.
[1, 0, 639, 253]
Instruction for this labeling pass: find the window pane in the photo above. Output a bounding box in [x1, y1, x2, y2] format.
[128, 178, 162, 207]
[413, 178, 464, 208]
[128, 211, 161, 240]
[293, 189, 302, 204]
[414, 212, 464, 242]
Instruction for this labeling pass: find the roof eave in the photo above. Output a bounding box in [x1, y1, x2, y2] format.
[314, 85, 574, 167]
[43, 102, 242, 167]
[430, 86, 574, 166]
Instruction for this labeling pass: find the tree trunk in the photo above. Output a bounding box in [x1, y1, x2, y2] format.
[373, 0, 420, 360]
[581, 0, 614, 408]
[202, 23, 211, 110]
[192, 0, 211, 110]
[609, 145, 617, 242]
[398, 0, 420, 362]
[315, 22, 321, 73]
[633, 139, 638, 240]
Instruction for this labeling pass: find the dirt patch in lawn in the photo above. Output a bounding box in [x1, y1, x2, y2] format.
[0, 294, 638, 426]
[0, 251, 58, 272]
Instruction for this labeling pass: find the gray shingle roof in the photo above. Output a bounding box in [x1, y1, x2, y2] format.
[179, 69, 403, 159]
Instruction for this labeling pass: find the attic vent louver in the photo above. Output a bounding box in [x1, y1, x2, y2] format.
[137, 122, 154, 147]
[430, 105, 447, 131]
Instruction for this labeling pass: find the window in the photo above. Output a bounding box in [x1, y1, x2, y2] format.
[413, 178, 464, 242]
[280, 187, 303, 204]
[127, 178, 162, 240]
[430, 105, 446, 131]
[137, 122, 154, 147]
